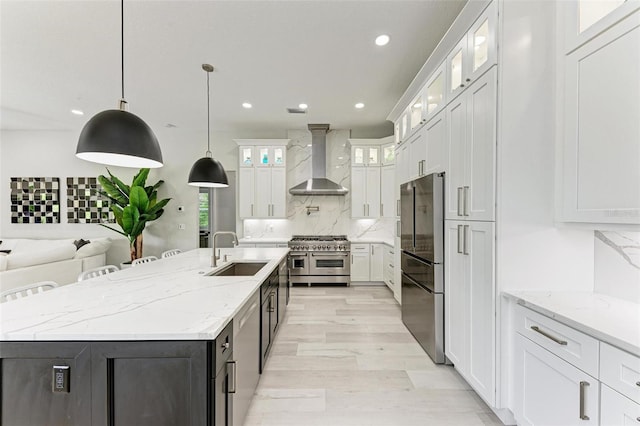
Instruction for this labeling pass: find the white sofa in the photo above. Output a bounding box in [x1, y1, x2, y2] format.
[0, 238, 112, 293]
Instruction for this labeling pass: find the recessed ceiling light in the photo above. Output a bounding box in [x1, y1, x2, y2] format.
[242, 102, 252, 109]
[375, 34, 390, 46]
[298, 103, 308, 110]
[355, 103, 365, 109]
[71, 109, 84, 116]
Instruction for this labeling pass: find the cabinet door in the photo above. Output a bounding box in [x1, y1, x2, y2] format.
[408, 128, 426, 180]
[424, 111, 447, 175]
[270, 167, 287, 218]
[466, 0, 497, 83]
[396, 143, 410, 185]
[513, 334, 599, 426]
[367, 147, 380, 166]
[238, 167, 255, 218]
[444, 220, 468, 369]
[381, 165, 396, 218]
[370, 243, 384, 281]
[466, 67, 496, 221]
[352, 146, 367, 167]
[254, 168, 272, 217]
[467, 221, 495, 405]
[409, 92, 426, 133]
[351, 167, 367, 218]
[382, 143, 395, 165]
[561, 11, 640, 224]
[600, 384, 640, 426]
[1, 342, 92, 426]
[272, 146, 286, 167]
[239, 146, 255, 167]
[425, 63, 446, 118]
[446, 36, 467, 102]
[350, 252, 370, 281]
[91, 341, 208, 426]
[260, 298, 270, 373]
[445, 95, 467, 220]
[366, 167, 381, 218]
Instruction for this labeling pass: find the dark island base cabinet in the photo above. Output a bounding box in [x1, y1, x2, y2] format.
[0, 322, 234, 426]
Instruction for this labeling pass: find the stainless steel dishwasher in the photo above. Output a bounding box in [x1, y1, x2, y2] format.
[232, 289, 260, 426]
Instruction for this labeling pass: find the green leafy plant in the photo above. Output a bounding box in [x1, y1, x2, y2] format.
[97, 168, 171, 261]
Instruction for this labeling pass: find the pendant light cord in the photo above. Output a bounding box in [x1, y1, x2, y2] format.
[206, 69, 212, 157]
[121, 0, 125, 101]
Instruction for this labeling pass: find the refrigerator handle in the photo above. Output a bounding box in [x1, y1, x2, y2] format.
[457, 225, 463, 254]
[396, 221, 400, 238]
[397, 199, 400, 216]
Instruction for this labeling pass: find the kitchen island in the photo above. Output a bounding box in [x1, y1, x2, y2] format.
[0, 247, 289, 426]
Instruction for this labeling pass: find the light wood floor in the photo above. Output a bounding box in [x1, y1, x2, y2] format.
[244, 286, 503, 426]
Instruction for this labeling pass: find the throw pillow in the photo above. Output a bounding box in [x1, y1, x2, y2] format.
[74, 237, 112, 259]
[73, 239, 91, 250]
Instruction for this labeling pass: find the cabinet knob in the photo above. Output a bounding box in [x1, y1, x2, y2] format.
[460, 84, 465, 88]
[221, 342, 230, 349]
[465, 78, 471, 82]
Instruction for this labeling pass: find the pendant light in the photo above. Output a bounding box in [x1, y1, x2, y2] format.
[187, 64, 229, 188]
[75, 0, 163, 168]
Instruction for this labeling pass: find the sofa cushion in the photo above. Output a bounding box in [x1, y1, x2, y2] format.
[74, 237, 112, 259]
[0, 254, 7, 272]
[7, 243, 77, 270]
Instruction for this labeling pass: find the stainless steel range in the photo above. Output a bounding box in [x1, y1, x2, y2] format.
[288, 235, 351, 286]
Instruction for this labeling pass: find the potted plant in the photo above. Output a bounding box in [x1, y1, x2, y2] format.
[97, 168, 171, 262]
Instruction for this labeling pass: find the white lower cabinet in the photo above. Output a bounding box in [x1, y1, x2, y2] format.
[383, 244, 394, 292]
[513, 334, 599, 425]
[369, 244, 384, 282]
[350, 247, 370, 282]
[600, 384, 640, 426]
[444, 220, 495, 405]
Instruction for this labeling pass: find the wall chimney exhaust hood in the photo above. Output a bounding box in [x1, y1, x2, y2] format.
[289, 124, 349, 196]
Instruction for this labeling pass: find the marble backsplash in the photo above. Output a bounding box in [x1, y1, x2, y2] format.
[242, 129, 395, 243]
[594, 231, 640, 303]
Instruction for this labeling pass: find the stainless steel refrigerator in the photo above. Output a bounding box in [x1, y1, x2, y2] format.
[400, 172, 446, 363]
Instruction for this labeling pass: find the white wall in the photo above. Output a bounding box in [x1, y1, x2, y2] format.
[242, 129, 395, 242]
[496, 0, 594, 293]
[0, 126, 284, 263]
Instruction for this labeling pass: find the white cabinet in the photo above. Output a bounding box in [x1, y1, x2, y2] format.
[255, 146, 286, 167]
[395, 142, 410, 185]
[351, 166, 381, 218]
[369, 244, 384, 282]
[381, 165, 396, 218]
[560, 9, 640, 224]
[513, 334, 599, 425]
[235, 140, 289, 219]
[601, 384, 640, 426]
[407, 127, 427, 180]
[383, 244, 395, 292]
[425, 63, 446, 119]
[445, 66, 496, 221]
[444, 220, 495, 405]
[350, 244, 370, 282]
[351, 145, 380, 167]
[424, 111, 447, 175]
[381, 142, 395, 166]
[445, 0, 497, 103]
[254, 167, 286, 218]
[409, 92, 427, 135]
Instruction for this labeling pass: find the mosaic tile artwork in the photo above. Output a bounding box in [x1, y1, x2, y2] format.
[10, 177, 60, 224]
[66, 177, 115, 224]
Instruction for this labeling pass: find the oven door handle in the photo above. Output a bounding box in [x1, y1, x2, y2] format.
[311, 253, 350, 257]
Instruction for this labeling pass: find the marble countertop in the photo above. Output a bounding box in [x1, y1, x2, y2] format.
[350, 239, 395, 247]
[0, 248, 289, 342]
[503, 290, 640, 356]
[238, 237, 290, 244]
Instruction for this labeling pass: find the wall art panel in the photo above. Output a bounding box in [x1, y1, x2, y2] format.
[10, 177, 60, 224]
[66, 177, 115, 224]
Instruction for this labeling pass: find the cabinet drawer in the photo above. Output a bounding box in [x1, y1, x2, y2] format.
[601, 384, 640, 426]
[515, 304, 599, 377]
[601, 342, 640, 403]
[351, 244, 369, 252]
[213, 321, 233, 376]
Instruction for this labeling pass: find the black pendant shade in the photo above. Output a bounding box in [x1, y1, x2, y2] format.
[76, 109, 163, 168]
[187, 63, 229, 188]
[188, 156, 229, 188]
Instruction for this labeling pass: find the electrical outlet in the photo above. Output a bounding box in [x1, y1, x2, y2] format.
[178, 224, 186, 230]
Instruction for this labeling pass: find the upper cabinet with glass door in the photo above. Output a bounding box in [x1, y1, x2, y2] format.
[409, 92, 427, 134]
[563, 0, 639, 53]
[239, 146, 255, 167]
[351, 145, 380, 167]
[425, 63, 446, 119]
[255, 146, 286, 167]
[445, 0, 497, 102]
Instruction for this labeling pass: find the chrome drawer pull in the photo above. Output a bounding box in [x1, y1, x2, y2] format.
[530, 326, 568, 346]
[579, 381, 589, 420]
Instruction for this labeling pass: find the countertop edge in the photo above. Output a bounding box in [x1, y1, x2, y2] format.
[502, 291, 640, 357]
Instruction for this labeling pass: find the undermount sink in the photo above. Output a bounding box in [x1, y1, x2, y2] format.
[207, 262, 268, 277]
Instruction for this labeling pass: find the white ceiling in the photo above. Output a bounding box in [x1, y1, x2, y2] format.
[0, 0, 466, 138]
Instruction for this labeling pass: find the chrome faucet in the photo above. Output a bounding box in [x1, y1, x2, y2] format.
[212, 231, 238, 267]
